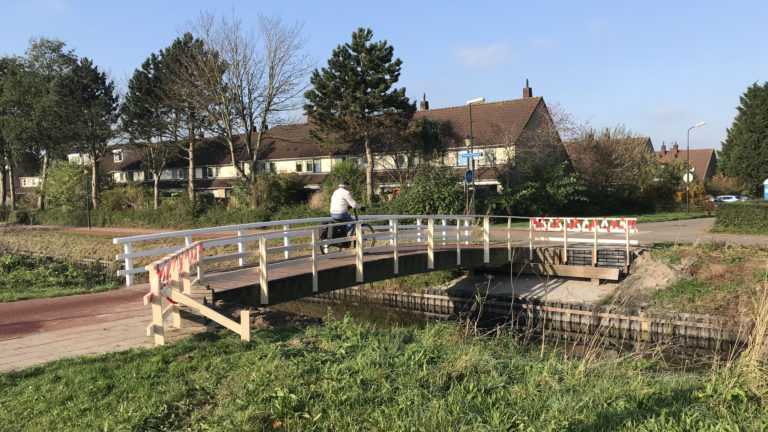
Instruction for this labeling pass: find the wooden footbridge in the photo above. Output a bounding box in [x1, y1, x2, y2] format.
[112, 214, 639, 345]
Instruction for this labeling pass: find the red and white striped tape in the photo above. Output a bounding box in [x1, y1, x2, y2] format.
[530, 217, 638, 234]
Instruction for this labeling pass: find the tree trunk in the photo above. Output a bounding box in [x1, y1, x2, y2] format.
[0, 166, 6, 206]
[91, 159, 99, 210]
[188, 139, 195, 202]
[153, 175, 160, 209]
[38, 153, 48, 210]
[8, 164, 16, 209]
[364, 135, 373, 202]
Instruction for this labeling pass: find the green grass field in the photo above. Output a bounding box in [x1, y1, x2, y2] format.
[1, 318, 766, 431]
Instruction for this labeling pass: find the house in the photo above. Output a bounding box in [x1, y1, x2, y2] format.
[11, 82, 566, 200]
[656, 142, 717, 180]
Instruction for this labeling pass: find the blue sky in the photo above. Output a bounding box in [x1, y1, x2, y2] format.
[2, 0, 767, 150]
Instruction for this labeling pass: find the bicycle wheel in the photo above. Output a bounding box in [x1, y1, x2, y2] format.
[361, 224, 376, 249]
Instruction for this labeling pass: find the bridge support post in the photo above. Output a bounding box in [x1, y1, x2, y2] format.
[356, 221, 364, 283]
[562, 224, 568, 264]
[592, 228, 597, 267]
[393, 220, 399, 275]
[483, 217, 490, 263]
[507, 217, 512, 262]
[455, 218, 461, 266]
[311, 228, 318, 292]
[148, 270, 165, 345]
[283, 224, 290, 259]
[124, 243, 134, 286]
[259, 236, 269, 305]
[427, 218, 434, 270]
[416, 218, 423, 242]
[237, 229, 245, 267]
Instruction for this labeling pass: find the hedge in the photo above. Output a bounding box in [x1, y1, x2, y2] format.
[713, 200, 768, 233]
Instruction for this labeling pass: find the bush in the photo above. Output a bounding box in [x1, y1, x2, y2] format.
[714, 201, 768, 233]
[378, 165, 464, 215]
[231, 174, 305, 212]
[321, 160, 367, 205]
[0, 204, 10, 221]
[100, 184, 152, 210]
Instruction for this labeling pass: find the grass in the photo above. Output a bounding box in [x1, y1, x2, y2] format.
[1, 317, 767, 431]
[711, 225, 768, 235]
[0, 254, 122, 302]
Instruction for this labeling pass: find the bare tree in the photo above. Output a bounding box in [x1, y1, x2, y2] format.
[178, 11, 311, 184]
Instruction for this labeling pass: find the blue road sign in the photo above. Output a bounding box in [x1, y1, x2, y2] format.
[463, 152, 483, 158]
[465, 170, 473, 183]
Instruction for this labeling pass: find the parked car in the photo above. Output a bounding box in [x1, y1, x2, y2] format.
[712, 195, 748, 203]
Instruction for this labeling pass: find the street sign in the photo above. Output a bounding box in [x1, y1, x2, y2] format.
[683, 173, 694, 183]
[462, 152, 483, 158]
[465, 170, 473, 183]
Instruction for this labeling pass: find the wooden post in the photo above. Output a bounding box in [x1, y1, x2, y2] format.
[237, 229, 245, 267]
[507, 217, 512, 262]
[356, 221, 364, 283]
[149, 269, 165, 345]
[441, 218, 447, 246]
[184, 235, 192, 245]
[483, 216, 490, 263]
[182, 257, 192, 295]
[283, 224, 290, 259]
[240, 309, 251, 342]
[456, 218, 461, 266]
[393, 219, 399, 275]
[259, 236, 269, 305]
[311, 228, 318, 293]
[593, 226, 598, 267]
[416, 218, 423, 243]
[389, 219, 395, 245]
[463, 219, 470, 245]
[124, 243, 134, 286]
[563, 222, 568, 265]
[625, 226, 630, 273]
[528, 219, 533, 262]
[427, 218, 435, 270]
[169, 260, 181, 328]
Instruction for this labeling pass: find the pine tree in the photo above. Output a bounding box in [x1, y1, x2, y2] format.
[719, 81, 768, 194]
[304, 28, 415, 202]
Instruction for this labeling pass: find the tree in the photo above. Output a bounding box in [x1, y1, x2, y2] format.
[304, 27, 416, 202]
[159, 33, 207, 201]
[719, 81, 768, 194]
[43, 161, 89, 213]
[55, 58, 119, 209]
[122, 53, 180, 209]
[24, 38, 78, 209]
[375, 117, 446, 186]
[176, 12, 311, 186]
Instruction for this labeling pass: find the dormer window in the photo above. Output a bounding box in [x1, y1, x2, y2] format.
[113, 150, 123, 162]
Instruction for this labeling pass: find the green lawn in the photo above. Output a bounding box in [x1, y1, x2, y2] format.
[1, 318, 766, 431]
[0, 254, 121, 302]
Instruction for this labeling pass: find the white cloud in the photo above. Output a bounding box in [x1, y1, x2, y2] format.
[651, 106, 683, 118]
[454, 42, 515, 68]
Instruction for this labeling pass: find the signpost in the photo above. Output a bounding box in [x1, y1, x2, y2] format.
[465, 170, 473, 183]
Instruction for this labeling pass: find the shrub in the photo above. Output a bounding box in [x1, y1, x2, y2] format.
[321, 160, 367, 205]
[231, 174, 305, 212]
[100, 184, 152, 210]
[714, 201, 768, 233]
[378, 165, 464, 215]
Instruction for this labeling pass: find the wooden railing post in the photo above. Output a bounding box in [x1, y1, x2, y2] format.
[393, 219, 399, 275]
[441, 218, 447, 245]
[259, 236, 269, 305]
[464, 219, 470, 245]
[625, 227, 630, 273]
[427, 218, 435, 270]
[593, 225, 598, 267]
[456, 217, 461, 266]
[283, 224, 290, 259]
[356, 221, 364, 283]
[237, 229, 245, 267]
[389, 219, 394, 245]
[124, 243, 134, 286]
[483, 217, 490, 263]
[148, 269, 165, 345]
[528, 219, 533, 262]
[416, 218, 423, 243]
[311, 228, 318, 293]
[563, 221, 568, 264]
[507, 217, 512, 262]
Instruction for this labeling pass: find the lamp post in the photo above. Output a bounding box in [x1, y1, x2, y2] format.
[685, 121, 706, 214]
[465, 97, 484, 215]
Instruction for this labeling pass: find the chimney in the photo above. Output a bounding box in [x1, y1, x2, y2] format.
[523, 79, 533, 98]
[660, 142, 666, 155]
[419, 93, 429, 111]
[672, 143, 679, 156]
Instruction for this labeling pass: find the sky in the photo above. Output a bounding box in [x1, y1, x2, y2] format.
[2, 0, 767, 151]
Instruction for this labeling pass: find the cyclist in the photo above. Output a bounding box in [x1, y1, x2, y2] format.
[330, 179, 364, 236]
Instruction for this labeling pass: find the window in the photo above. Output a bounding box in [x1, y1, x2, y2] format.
[484, 149, 496, 165]
[258, 162, 268, 173]
[269, 162, 276, 172]
[68, 154, 81, 164]
[113, 151, 123, 162]
[295, 161, 303, 172]
[396, 155, 406, 168]
[126, 172, 134, 182]
[313, 159, 322, 173]
[305, 160, 313, 172]
[206, 167, 218, 178]
[144, 171, 153, 180]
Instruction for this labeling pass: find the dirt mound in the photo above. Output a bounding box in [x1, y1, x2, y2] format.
[611, 251, 688, 311]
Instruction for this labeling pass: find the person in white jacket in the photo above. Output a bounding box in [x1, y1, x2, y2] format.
[330, 180, 364, 236]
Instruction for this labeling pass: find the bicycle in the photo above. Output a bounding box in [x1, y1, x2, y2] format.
[319, 209, 375, 254]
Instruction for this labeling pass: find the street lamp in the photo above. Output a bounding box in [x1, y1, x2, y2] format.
[465, 97, 484, 215]
[685, 121, 707, 214]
